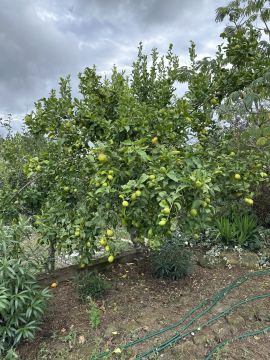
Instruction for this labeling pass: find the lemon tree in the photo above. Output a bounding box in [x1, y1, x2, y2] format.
[21, 1, 270, 267]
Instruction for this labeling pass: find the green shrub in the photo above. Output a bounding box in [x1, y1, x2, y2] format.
[76, 272, 111, 302]
[0, 255, 50, 355]
[216, 212, 260, 249]
[150, 241, 192, 280]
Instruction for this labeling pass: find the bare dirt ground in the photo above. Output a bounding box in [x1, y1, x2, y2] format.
[18, 255, 270, 360]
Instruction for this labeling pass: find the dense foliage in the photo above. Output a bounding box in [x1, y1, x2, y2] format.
[0, 223, 50, 355]
[0, 0, 269, 269]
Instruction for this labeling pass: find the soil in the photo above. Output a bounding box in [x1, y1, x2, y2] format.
[18, 254, 270, 360]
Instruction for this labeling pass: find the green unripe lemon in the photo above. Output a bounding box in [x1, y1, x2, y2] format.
[195, 180, 203, 188]
[99, 238, 107, 246]
[162, 207, 171, 215]
[190, 208, 198, 217]
[159, 219, 167, 226]
[160, 167, 167, 174]
[106, 229, 114, 237]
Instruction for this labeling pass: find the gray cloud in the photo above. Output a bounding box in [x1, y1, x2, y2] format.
[0, 0, 228, 118]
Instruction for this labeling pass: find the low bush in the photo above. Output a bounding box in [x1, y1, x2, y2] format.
[216, 212, 261, 249]
[0, 243, 50, 355]
[76, 272, 111, 302]
[150, 240, 192, 280]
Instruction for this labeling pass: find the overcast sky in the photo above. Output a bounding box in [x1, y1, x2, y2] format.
[0, 0, 229, 131]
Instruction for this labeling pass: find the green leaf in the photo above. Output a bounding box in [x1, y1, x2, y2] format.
[166, 171, 179, 182]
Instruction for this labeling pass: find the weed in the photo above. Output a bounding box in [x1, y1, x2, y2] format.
[87, 300, 101, 330]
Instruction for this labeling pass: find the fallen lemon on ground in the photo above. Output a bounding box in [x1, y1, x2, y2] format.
[50, 282, 57, 288]
[113, 348, 122, 354]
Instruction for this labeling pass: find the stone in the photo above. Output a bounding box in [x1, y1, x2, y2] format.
[219, 250, 260, 269]
[240, 252, 260, 269]
[220, 251, 240, 266]
[211, 323, 232, 342]
[192, 330, 216, 346]
[198, 256, 224, 269]
[226, 314, 245, 327]
[168, 340, 198, 360]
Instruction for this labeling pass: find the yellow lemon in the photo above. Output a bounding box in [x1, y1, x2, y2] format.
[244, 197, 254, 205]
[99, 238, 107, 246]
[98, 153, 107, 162]
[158, 219, 167, 226]
[151, 137, 158, 145]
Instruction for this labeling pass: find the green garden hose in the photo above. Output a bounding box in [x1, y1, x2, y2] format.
[204, 325, 270, 360]
[139, 293, 270, 359]
[90, 269, 270, 360]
